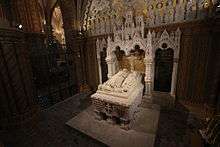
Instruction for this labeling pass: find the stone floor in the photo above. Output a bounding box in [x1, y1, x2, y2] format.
[1, 92, 204, 147]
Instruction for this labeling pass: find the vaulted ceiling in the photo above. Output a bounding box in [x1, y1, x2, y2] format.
[38, 0, 89, 27]
[36, 0, 218, 30]
[38, 0, 57, 19]
[82, 0, 218, 29]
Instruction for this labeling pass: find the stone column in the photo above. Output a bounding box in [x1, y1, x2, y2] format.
[106, 54, 117, 79]
[0, 4, 4, 19]
[106, 58, 113, 79]
[171, 58, 179, 97]
[151, 59, 155, 92]
[11, 0, 43, 33]
[97, 53, 102, 84]
[75, 36, 90, 92]
[60, 0, 90, 92]
[96, 39, 102, 84]
[144, 58, 153, 96]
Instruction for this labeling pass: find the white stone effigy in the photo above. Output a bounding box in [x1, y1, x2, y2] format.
[91, 69, 144, 130]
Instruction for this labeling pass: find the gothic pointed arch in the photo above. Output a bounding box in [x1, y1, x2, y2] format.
[51, 4, 66, 45]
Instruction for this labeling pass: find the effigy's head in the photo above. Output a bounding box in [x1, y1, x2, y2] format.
[122, 68, 128, 72]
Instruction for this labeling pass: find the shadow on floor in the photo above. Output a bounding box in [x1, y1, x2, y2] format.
[1, 93, 205, 147]
[154, 102, 205, 147]
[1, 92, 107, 147]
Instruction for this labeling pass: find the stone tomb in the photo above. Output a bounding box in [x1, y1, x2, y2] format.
[91, 69, 144, 130]
[66, 105, 160, 147]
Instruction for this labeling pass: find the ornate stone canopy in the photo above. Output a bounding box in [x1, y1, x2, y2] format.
[96, 8, 182, 97]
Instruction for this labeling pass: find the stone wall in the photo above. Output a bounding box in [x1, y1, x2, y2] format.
[0, 28, 39, 130]
[147, 18, 219, 107]
[206, 14, 220, 111]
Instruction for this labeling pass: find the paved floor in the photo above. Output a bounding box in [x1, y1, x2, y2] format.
[1, 92, 203, 147]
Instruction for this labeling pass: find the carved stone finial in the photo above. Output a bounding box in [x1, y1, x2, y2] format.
[152, 31, 156, 38]
[102, 38, 107, 49]
[161, 29, 169, 39]
[107, 36, 112, 44]
[175, 27, 181, 36]
[147, 30, 152, 45]
[147, 30, 151, 38]
[96, 39, 100, 50]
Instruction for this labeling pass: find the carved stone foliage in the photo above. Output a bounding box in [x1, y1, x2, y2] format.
[84, 0, 215, 36]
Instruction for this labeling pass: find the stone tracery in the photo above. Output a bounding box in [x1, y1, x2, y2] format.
[83, 0, 214, 35]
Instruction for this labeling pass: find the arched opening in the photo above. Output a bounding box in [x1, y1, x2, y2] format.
[154, 48, 174, 92]
[101, 47, 108, 83]
[51, 4, 66, 61]
[133, 44, 145, 57]
[134, 44, 140, 50]
[51, 5, 66, 46]
[114, 46, 125, 60]
[114, 46, 128, 70]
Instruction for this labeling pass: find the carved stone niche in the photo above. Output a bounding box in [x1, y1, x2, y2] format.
[152, 29, 181, 97]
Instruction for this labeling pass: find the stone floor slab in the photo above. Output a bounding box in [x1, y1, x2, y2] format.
[66, 105, 160, 147]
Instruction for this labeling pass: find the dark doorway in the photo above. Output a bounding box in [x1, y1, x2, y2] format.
[114, 46, 125, 60]
[101, 48, 108, 83]
[154, 48, 174, 92]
